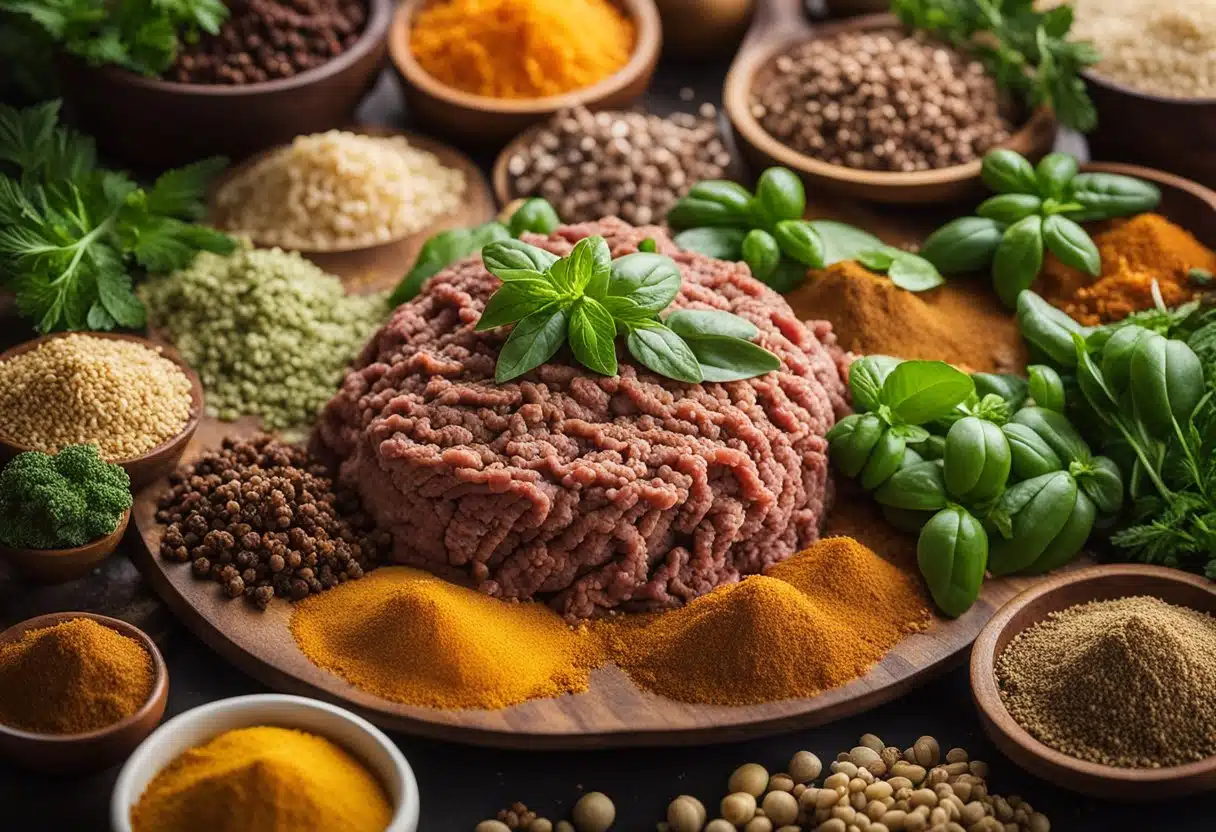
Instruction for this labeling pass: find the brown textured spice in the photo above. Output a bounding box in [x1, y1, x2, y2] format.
[0, 618, 154, 735]
[995, 595, 1216, 768]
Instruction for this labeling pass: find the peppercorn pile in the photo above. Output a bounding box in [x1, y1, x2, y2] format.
[156, 435, 388, 608]
[504, 106, 731, 225]
[0, 334, 193, 461]
[750, 30, 1012, 172]
[166, 0, 368, 85]
[996, 595, 1216, 768]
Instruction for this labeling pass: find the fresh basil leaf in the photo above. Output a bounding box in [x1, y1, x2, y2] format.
[684, 334, 781, 382]
[850, 355, 902, 412]
[495, 304, 570, 383]
[981, 149, 1040, 195]
[569, 296, 618, 376]
[857, 248, 896, 270]
[773, 220, 826, 268]
[887, 251, 944, 292]
[993, 215, 1044, 309]
[482, 239, 559, 276]
[1042, 214, 1100, 276]
[559, 235, 609, 296]
[764, 258, 809, 293]
[741, 229, 781, 282]
[1067, 173, 1161, 221]
[919, 217, 1005, 274]
[601, 294, 655, 323]
[475, 278, 560, 331]
[606, 253, 683, 312]
[977, 194, 1042, 225]
[626, 323, 703, 383]
[390, 223, 509, 305]
[807, 220, 884, 266]
[664, 308, 759, 341]
[1035, 153, 1079, 199]
[883, 361, 976, 425]
[672, 227, 747, 260]
[890, 424, 931, 443]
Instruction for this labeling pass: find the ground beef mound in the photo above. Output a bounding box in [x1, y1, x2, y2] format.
[314, 218, 849, 617]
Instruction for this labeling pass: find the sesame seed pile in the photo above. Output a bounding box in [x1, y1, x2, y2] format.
[0, 335, 193, 461]
[995, 595, 1216, 768]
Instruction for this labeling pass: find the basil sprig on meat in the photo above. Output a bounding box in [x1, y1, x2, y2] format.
[477, 236, 781, 384]
[920, 149, 1161, 309]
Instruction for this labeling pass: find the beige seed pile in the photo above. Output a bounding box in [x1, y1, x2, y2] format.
[996, 595, 1216, 769]
[214, 130, 467, 250]
[0, 335, 192, 461]
[1067, 0, 1216, 98]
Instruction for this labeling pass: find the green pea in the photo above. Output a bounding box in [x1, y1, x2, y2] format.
[917, 506, 988, 618]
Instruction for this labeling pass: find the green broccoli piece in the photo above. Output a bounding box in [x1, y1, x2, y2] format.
[0, 445, 133, 549]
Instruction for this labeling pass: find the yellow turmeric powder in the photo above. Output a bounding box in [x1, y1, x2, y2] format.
[409, 0, 636, 99]
[130, 726, 392, 832]
[291, 537, 931, 710]
[1036, 213, 1216, 325]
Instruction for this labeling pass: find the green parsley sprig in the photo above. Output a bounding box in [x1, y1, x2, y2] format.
[1, 0, 228, 77]
[0, 100, 235, 333]
[477, 236, 782, 384]
[892, 0, 1101, 132]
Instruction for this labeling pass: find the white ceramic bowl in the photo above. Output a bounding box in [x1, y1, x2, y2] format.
[110, 694, 420, 832]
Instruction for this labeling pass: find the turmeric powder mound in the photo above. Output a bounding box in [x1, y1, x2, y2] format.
[0, 617, 154, 735]
[1036, 213, 1216, 325]
[290, 567, 602, 709]
[130, 726, 392, 832]
[603, 539, 931, 706]
[409, 0, 636, 99]
[787, 261, 1026, 373]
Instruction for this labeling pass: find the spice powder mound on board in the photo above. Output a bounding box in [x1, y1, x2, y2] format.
[995, 595, 1216, 768]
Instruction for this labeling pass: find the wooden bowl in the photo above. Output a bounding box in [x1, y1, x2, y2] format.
[722, 4, 1058, 204]
[0, 333, 203, 492]
[1084, 72, 1216, 189]
[387, 0, 662, 147]
[971, 564, 1216, 800]
[55, 0, 393, 172]
[208, 125, 496, 293]
[1, 508, 130, 584]
[1080, 162, 1216, 244]
[0, 612, 168, 775]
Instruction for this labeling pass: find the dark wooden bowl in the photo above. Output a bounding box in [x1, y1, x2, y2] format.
[971, 564, 1216, 800]
[0, 333, 203, 492]
[387, 0, 661, 147]
[722, 4, 1058, 204]
[0, 612, 168, 775]
[1085, 72, 1216, 189]
[1, 508, 130, 584]
[55, 0, 393, 172]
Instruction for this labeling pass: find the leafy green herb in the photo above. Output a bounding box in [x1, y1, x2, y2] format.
[1, 0, 228, 77]
[672, 227, 747, 260]
[0, 100, 234, 333]
[892, 0, 1100, 132]
[857, 246, 944, 292]
[476, 236, 782, 384]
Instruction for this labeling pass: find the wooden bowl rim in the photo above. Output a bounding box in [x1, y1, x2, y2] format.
[0, 611, 168, 743]
[72, 0, 393, 96]
[1082, 68, 1216, 107]
[722, 12, 1057, 191]
[970, 563, 1216, 785]
[387, 0, 662, 115]
[0, 332, 204, 467]
[210, 124, 489, 254]
[0, 507, 130, 560]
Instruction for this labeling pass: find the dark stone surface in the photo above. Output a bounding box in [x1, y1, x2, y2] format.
[0, 61, 1209, 831]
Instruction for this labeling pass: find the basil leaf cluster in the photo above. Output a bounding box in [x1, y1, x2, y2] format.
[476, 237, 781, 385]
[667, 166, 884, 292]
[921, 149, 1161, 308]
[389, 198, 561, 306]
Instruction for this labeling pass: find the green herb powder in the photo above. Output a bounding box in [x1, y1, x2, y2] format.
[140, 243, 388, 430]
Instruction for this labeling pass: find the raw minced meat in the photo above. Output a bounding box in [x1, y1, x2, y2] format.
[313, 218, 850, 618]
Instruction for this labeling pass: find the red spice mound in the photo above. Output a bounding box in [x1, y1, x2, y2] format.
[314, 218, 849, 618]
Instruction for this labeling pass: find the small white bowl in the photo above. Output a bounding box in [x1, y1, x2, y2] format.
[110, 694, 420, 832]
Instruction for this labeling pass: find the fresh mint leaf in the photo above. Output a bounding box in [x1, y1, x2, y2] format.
[475, 278, 559, 331]
[665, 308, 759, 341]
[626, 323, 703, 384]
[684, 335, 780, 382]
[569, 296, 618, 376]
[606, 252, 682, 312]
[495, 304, 570, 383]
[883, 360, 975, 425]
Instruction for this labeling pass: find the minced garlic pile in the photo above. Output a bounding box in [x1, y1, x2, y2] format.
[214, 130, 466, 250]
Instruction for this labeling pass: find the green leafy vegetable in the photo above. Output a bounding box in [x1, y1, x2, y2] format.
[672, 227, 746, 260]
[0, 100, 233, 333]
[857, 246, 944, 292]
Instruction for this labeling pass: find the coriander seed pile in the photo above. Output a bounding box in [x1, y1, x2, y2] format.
[214, 130, 466, 250]
[504, 106, 731, 225]
[996, 595, 1216, 768]
[0, 334, 193, 461]
[750, 30, 1011, 172]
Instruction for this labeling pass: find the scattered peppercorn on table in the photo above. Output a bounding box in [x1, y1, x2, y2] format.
[2, 2, 1216, 829]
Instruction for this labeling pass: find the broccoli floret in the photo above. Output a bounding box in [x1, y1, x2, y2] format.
[0, 445, 133, 549]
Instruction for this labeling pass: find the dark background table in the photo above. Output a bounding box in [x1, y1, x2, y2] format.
[0, 56, 1210, 830]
